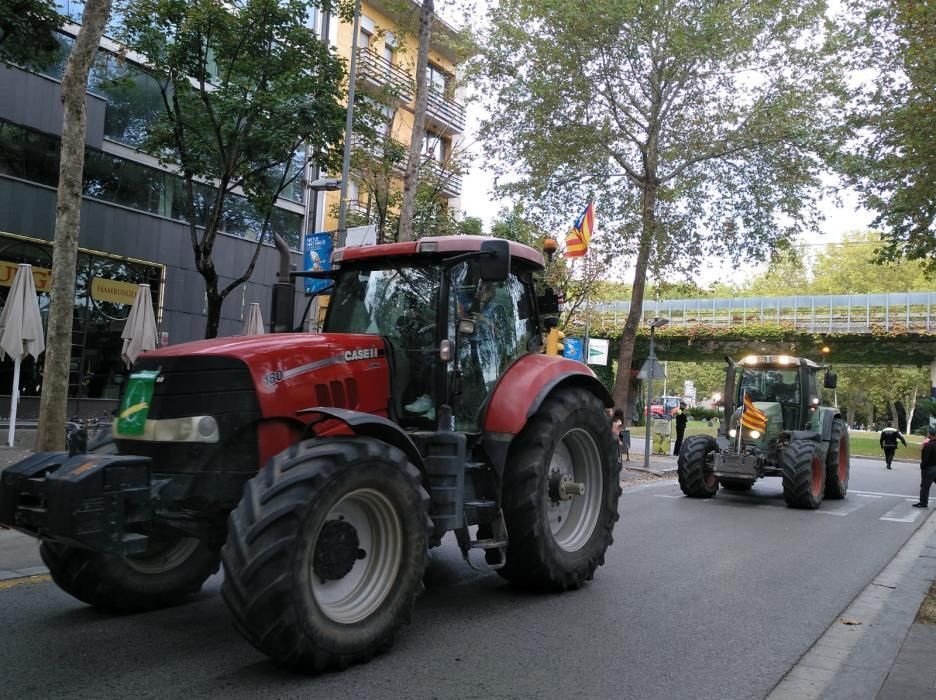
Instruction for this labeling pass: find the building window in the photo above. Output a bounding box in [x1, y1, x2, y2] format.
[427, 63, 450, 97]
[423, 131, 444, 161]
[0, 120, 303, 249]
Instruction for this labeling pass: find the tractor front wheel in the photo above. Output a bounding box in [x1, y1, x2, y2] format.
[39, 537, 219, 613]
[221, 438, 431, 672]
[824, 418, 850, 499]
[496, 387, 621, 591]
[678, 435, 718, 498]
[782, 440, 826, 509]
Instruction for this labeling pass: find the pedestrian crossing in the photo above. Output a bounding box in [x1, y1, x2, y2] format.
[648, 488, 929, 524]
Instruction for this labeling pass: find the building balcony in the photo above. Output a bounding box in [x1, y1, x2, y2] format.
[356, 48, 415, 102]
[421, 158, 462, 198]
[425, 89, 466, 136]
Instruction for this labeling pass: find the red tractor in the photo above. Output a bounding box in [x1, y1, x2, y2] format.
[0, 236, 620, 671]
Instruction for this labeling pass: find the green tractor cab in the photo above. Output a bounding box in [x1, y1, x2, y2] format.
[677, 354, 849, 509]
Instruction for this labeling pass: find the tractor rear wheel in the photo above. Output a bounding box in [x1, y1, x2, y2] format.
[782, 440, 826, 509]
[678, 435, 718, 498]
[719, 478, 753, 492]
[39, 434, 220, 613]
[221, 438, 431, 672]
[824, 419, 850, 499]
[496, 387, 620, 592]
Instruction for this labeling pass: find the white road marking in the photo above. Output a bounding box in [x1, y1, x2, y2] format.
[880, 501, 924, 523]
[849, 489, 918, 499]
[852, 493, 882, 499]
[652, 494, 682, 499]
[816, 499, 870, 516]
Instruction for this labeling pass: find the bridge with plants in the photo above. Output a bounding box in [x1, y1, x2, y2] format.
[582, 291, 936, 369]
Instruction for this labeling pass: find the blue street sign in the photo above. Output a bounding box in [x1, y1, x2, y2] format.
[564, 337, 584, 362]
[303, 232, 334, 294]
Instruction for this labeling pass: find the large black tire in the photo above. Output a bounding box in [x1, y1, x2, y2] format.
[221, 438, 431, 672]
[719, 478, 753, 492]
[495, 387, 621, 591]
[824, 418, 850, 499]
[39, 433, 220, 613]
[678, 435, 718, 498]
[40, 538, 220, 613]
[782, 440, 826, 509]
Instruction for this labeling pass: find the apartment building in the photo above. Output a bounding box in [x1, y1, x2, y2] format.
[310, 0, 466, 238]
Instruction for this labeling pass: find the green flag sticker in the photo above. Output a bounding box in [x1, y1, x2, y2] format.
[117, 370, 159, 436]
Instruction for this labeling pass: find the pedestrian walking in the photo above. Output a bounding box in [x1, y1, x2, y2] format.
[672, 401, 688, 455]
[879, 421, 907, 469]
[611, 409, 627, 464]
[912, 427, 936, 508]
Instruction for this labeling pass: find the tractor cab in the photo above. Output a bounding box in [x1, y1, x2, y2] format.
[726, 355, 824, 435]
[323, 236, 544, 432]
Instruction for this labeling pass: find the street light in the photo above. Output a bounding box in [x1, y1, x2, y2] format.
[644, 316, 669, 472]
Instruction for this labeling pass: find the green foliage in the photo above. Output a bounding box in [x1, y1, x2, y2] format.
[116, 0, 347, 336]
[842, 1, 936, 274]
[0, 0, 63, 68]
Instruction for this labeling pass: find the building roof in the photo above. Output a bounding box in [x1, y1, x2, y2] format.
[365, 0, 464, 64]
[334, 236, 545, 269]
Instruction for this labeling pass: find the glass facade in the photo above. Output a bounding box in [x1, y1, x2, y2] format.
[0, 120, 304, 249]
[0, 233, 163, 403]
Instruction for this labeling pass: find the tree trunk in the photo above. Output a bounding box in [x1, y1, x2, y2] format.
[35, 0, 112, 452]
[889, 398, 900, 426]
[846, 404, 855, 428]
[611, 181, 656, 423]
[906, 385, 918, 434]
[396, 0, 433, 242]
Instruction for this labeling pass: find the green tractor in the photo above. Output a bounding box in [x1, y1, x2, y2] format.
[677, 355, 849, 509]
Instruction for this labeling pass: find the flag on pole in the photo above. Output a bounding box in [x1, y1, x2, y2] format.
[564, 201, 595, 258]
[740, 392, 768, 432]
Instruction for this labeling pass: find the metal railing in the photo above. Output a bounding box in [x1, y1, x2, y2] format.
[421, 158, 462, 197]
[356, 48, 415, 102]
[593, 292, 936, 333]
[425, 88, 466, 135]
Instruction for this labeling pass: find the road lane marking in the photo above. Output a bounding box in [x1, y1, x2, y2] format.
[880, 501, 923, 523]
[850, 489, 918, 499]
[0, 574, 51, 591]
[652, 494, 681, 499]
[816, 499, 868, 516]
[852, 493, 881, 498]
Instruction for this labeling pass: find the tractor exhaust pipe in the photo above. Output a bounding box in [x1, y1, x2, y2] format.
[270, 232, 295, 333]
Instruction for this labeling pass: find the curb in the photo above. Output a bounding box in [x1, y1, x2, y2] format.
[768, 510, 936, 699]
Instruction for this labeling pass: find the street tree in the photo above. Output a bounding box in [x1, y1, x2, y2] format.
[0, 0, 62, 68]
[396, 0, 433, 242]
[118, 0, 348, 338]
[842, 1, 936, 274]
[474, 0, 848, 419]
[36, 0, 112, 451]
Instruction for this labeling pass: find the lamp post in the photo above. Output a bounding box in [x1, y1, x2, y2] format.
[337, 0, 362, 249]
[644, 316, 669, 471]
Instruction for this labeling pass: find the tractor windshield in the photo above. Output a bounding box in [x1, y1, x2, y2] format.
[735, 367, 800, 404]
[325, 263, 440, 338]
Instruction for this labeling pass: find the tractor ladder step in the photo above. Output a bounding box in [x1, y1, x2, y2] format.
[454, 509, 508, 571]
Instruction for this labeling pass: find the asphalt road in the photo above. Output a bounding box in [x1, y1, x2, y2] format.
[0, 455, 929, 699]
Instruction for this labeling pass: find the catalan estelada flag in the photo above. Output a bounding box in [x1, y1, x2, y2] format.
[564, 201, 595, 258]
[741, 392, 768, 432]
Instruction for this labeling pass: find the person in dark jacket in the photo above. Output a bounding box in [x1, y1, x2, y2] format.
[672, 401, 689, 455]
[879, 421, 907, 469]
[912, 427, 936, 508]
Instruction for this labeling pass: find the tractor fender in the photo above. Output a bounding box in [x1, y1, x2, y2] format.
[482, 354, 612, 473]
[295, 407, 426, 476]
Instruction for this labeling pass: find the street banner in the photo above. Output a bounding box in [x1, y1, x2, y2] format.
[303, 232, 334, 295]
[564, 337, 584, 362]
[587, 338, 609, 366]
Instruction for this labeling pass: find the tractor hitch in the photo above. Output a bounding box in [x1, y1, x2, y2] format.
[0, 451, 154, 555]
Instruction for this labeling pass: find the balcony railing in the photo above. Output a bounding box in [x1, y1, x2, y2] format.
[425, 89, 466, 135]
[356, 48, 415, 102]
[421, 158, 462, 197]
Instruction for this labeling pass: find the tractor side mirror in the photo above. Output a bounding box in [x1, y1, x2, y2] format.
[478, 240, 510, 282]
[543, 315, 559, 330]
[538, 286, 562, 314]
[457, 318, 477, 336]
[824, 371, 838, 389]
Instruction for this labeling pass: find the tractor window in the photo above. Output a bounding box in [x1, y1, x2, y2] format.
[450, 262, 536, 431]
[736, 368, 799, 405]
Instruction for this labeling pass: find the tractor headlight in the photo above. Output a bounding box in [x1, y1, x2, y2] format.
[116, 415, 220, 443]
[749, 430, 761, 439]
[729, 428, 737, 438]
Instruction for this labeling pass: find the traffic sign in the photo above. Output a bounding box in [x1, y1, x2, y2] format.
[587, 338, 609, 366]
[564, 337, 584, 362]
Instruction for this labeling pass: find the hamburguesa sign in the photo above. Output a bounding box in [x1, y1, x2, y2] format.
[0, 261, 141, 305]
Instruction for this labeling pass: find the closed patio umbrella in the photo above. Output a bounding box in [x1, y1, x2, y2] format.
[121, 284, 158, 369]
[242, 302, 265, 336]
[0, 264, 45, 447]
